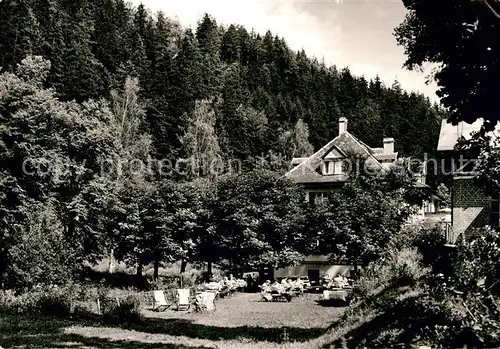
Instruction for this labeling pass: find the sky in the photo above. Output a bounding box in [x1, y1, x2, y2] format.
[131, 0, 439, 102]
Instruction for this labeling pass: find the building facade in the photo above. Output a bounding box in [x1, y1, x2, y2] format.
[278, 118, 444, 279]
[286, 117, 399, 203]
[286, 117, 441, 215]
[437, 119, 499, 243]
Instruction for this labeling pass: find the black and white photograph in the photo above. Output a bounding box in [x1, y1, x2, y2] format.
[0, 0, 499, 348]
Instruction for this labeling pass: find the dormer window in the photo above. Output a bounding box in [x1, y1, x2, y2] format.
[323, 160, 343, 175]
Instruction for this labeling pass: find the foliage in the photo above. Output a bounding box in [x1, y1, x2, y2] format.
[0, 56, 119, 288]
[452, 227, 500, 293]
[0, 0, 450, 291]
[321, 225, 500, 349]
[5, 200, 75, 290]
[195, 169, 308, 271]
[179, 99, 222, 179]
[393, 221, 448, 271]
[436, 183, 451, 208]
[101, 294, 141, 323]
[355, 247, 430, 301]
[312, 160, 420, 265]
[456, 131, 500, 197]
[292, 119, 314, 158]
[0, 285, 73, 317]
[395, 0, 500, 130]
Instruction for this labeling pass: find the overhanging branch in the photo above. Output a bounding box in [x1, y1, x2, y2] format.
[473, 0, 500, 19]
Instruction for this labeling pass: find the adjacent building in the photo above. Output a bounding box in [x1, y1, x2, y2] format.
[437, 119, 500, 244]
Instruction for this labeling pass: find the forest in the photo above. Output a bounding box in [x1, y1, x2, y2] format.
[0, 0, 447, 164]
[0, 0, 447, 288]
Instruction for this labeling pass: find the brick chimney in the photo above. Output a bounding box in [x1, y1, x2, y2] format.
[339, 117, 348, 134]
[383, 138, 394, 154]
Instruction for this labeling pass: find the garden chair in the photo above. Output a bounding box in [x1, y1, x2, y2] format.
[219, 285, 230, 298]
[152, 290, 172, 312]
[261, 291, 272, 301]
[176, 288, 191, 311]
[193, 291, 216, 313]
[270, 287, 291, 302]
[292, 285, 304, 297]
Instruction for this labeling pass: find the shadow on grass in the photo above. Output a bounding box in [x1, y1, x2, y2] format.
[0, 310, 326, 347]
[0, 314, 210, 349]
[314, 299, 349, 308]
[109, 316, 324, 343]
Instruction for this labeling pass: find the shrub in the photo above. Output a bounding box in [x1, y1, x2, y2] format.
[36, 290, 72, 316]
[324, 226, 500, 349]
[386, 248, 430, 285]
[4, 201, 77, 290]
[101, 295, 141, 323]
[0, 285, 73, 316]
[355, 248, 430, 301]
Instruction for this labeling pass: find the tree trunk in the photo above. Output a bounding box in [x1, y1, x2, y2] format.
[153, 257, 159, 281]
[180, 259, 187, 274]
[353, 244, 359, 280]
[137, 261, 143, 278]
[108, 248, 115, 274]
[207, 261, 212, 280]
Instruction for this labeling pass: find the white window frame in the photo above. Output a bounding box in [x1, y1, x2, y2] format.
[314, 192, 329, 205]
[334, 160, 343, 175]
[323, 160, 342, 175]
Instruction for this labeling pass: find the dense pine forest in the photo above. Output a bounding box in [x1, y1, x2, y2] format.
[0, 0, 446, 168]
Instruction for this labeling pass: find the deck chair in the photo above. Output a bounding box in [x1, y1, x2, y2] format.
[292, 286, 303, 297]
[270, 289, 282, 301]
[152, 290, 172, 312]
[194, 291, 216, 313]
[176, 288, 191, 311]
[261, 289, 272, 301]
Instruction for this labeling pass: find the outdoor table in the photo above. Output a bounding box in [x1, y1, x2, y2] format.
[322, 288, 351, 302]
[201, 282, 221, 291]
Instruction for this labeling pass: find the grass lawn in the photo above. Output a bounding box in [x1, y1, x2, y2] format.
[0, 293, 345, 349]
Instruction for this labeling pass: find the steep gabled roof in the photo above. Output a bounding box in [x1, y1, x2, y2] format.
[437, 118, 500, 152]
[291, 157, 308, 166]
[358, 140, 399, 161]
[375, 153, 399, 161]
[285, 131, 384, 184]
